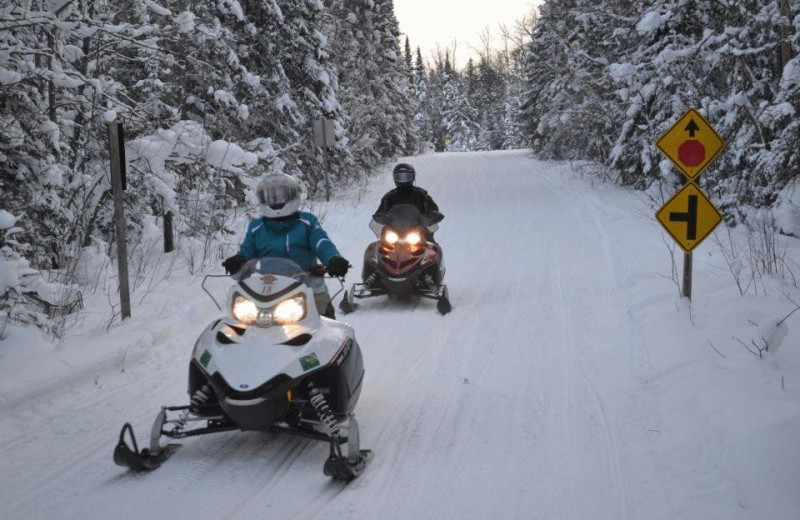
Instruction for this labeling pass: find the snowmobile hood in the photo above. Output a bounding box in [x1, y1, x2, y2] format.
[193, 318, 356, 392]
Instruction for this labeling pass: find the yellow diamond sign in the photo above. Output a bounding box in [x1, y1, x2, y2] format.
[656, 108, 724, 181]
[656, 183, 722, 253]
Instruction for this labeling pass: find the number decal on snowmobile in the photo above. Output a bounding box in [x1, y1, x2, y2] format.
[260, 274, 277, 293]
[199, 350, 212, 368]
[300, 353, 320, 371]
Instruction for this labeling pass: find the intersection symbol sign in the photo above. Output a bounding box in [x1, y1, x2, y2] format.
[656, 183, 722, 253]
[656, 108, 724, 181]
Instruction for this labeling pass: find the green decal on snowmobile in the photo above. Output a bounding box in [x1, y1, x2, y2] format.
[300, 353, 320, 371]
[200, 350, 212, 368]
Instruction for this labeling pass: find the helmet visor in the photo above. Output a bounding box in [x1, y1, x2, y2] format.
[394, 170, 414, 185]
[258, 185, 298, 205]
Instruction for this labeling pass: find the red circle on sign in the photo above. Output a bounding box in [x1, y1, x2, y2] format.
[678, 140, 705, 167]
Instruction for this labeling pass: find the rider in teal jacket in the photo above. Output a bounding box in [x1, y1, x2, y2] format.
[237, 212, 340, 271]
[223, 174, 349, 319]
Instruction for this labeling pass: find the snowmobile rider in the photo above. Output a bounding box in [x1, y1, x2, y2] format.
[222, 173, 350, 319]
[373, 163, 443, 241]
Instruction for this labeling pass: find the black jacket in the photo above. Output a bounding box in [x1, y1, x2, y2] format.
[374, 186, 440, 220]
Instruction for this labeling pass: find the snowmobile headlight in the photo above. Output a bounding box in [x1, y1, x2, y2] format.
[384, 230, 399, 244]
[273, 295, 306, 325]
[232, 295, 259, 324]
[405, 231, 422, 246]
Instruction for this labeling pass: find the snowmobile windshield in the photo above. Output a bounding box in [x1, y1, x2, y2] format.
[382, 203, 424, 233]
[235, 257, 308, 284]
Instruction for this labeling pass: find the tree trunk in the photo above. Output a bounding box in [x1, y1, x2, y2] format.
[47, 31, 57, 124]
[779, 0, 793, 72]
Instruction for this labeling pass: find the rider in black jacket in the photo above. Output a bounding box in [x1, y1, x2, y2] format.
[373, 164, 443, 240]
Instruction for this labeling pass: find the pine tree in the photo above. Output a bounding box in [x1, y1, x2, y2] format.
[328, 0, 418, 161]
[404, 36, 414, 84]
[441, 66, 479, 152]
[413, 47, 432, 149]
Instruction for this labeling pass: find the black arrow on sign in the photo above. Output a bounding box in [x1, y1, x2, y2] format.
[670, 195, 698, 240]
[685, 118, 700, 137]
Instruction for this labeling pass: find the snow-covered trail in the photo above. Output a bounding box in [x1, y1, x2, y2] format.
[328, 152, 660, 520]
[4, 150, 797, 520]
[1, 152, 658, 520]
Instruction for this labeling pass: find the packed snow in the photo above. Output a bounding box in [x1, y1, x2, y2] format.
[1, 152, 799, 520]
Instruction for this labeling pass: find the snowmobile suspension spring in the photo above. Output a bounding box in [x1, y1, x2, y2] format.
[308, 384, 340, 436]
[424, 274, 438, 292]
[364, 272, 377, 288]
[173, 384, 213, 433]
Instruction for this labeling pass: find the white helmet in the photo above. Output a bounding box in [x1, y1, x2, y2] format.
[256, 174, 302, 219]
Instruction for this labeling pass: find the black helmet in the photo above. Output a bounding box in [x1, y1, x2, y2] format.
[392, 163, 415, 187]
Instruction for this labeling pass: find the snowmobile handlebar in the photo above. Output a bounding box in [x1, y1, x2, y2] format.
[202, 274, 230, 311]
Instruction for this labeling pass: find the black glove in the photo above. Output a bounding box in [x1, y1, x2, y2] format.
[327, 256, 350, 277]
[222, 254, 246, 275]
[309, 264, 327, 277]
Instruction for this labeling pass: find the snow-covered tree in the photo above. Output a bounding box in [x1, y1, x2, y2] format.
[413, 47, 432, 148]
[327, 0, 418, 163]
[521, 0, 800, 215]
[440, 65, 479, 152]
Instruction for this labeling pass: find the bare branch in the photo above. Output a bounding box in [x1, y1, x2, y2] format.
[707, 339, 727, 358]
[732, 335, 759, 357]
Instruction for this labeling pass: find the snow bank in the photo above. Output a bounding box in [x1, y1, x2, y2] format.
[74, 241, 111, 286]
[775, 177, 800, 237]
[754, 316, 790, 355]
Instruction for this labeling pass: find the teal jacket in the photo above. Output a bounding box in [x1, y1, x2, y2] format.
[237, 212, 340, 271]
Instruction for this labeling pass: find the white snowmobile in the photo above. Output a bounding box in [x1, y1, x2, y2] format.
[113, 257, 370, 481]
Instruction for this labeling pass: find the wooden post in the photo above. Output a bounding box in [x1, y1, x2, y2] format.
[323, 148, 331, 202]
[107, 121, 131, 319]
[682, 251, 693, 300]
[314, 117, 334, 201]
[164, 211, 174, 253]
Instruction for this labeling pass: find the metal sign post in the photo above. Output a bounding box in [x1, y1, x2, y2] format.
[655, 183, 722, 299]
[655, 108, 725, 301]
[107, 121, 131, 319]
[314, 117, 336, 201]
[683, 251, 693, 300]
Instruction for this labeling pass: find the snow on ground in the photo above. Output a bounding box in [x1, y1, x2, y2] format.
[1, 150, 799, 520]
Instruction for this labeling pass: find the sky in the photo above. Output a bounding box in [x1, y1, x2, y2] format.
[393, 0, 540, 68]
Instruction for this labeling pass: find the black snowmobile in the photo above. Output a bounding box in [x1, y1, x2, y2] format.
[340, 203, 450, 314]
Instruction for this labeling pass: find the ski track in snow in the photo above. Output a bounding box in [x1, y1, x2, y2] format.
[7, 150, 782, 519]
